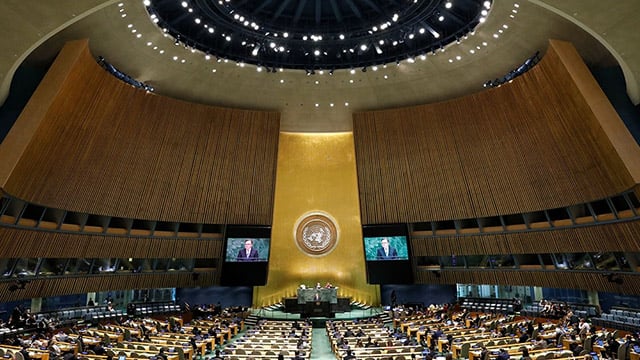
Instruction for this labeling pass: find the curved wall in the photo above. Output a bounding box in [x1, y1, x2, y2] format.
[2, 39, 640, 302]
[416, 269, 640, 295]
[0, 272, 216, 303]
[354, 40, 639, 224]
[0, 40, 280, 225]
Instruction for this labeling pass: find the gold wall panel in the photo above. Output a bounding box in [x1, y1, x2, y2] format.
[253, 132, 379, 307]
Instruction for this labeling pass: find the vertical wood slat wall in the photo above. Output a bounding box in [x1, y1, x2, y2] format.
[409, 220, 640, 257]
[353, 41, 636, 225]
[0, 272, 216, 303]
[1, 40, 279, 225]
[0, 227, 223, 259]
[415, 269, 640, 295]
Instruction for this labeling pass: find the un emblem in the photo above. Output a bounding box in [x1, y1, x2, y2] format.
[294, 212, 339, 257]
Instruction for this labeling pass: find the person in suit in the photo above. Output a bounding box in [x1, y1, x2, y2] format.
[211, 350, 224, 360]
[343, 349, 356, 360]
[236, 239, 259, 261]
[157, 348, 168, 360]
[19, 345, 32, 360]
[376, 237, 398, 260]
[496, 349, 510, 360]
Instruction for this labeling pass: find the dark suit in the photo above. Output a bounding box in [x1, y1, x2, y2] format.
[236, 248, 259, 261]
[20, 348, 32, 360]
[376, 246, 398, 260]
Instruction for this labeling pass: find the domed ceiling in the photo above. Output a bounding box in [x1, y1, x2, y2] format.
[147, 0, 489, 70]
[1, 1, 638, 132]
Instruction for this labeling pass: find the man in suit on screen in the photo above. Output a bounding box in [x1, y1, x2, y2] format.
[236, 239, 259, 261]
[376, 237, 398, 260]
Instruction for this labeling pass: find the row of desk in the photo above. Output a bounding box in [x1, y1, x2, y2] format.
[224, 320, 313, 359]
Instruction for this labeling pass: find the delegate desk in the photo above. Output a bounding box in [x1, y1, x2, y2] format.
[0, 344, 50, 360]
[297, 288, 338, 304]
[469, 346, 572, 360]
[80, 329, 124, 343]
[120, 341, 187, 360]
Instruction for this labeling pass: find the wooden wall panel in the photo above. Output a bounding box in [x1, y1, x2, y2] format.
[415, 269, 640, 295]
[1, 40, 279, 225]
[354, 41, 636, 224]
[0, 227, 223, 259]
[410, 219, 640, 256]
[0, 272, 216, 303]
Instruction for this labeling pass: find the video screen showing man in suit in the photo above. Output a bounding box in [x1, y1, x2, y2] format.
[224, 237, 270, 262]
[363, 235, 409, 261]
[237, 239, 260, 261]
[376, 237, 399, 260]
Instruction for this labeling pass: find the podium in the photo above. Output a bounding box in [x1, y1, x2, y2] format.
[303, 301, 333, 318]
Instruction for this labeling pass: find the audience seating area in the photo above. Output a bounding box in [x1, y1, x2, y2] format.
[221, 319, 312, 359]
[327, 316, 428, 359]
[25, 302, 181, 328]
[520, 302, 599, 320]
[33, 305, 125, 325]
[392, 306, 640, 360]
[0, 302, 250, 360]
[460, 298, 517, 314]
[130, 303, 182, 317]
[592, 307, 640, 332]
[3, 301, 640, 360]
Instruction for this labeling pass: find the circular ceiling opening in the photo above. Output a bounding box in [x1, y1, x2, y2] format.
[145, 0, 492, 71]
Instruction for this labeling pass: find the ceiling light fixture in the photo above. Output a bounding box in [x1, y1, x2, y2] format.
[145, 0, 492, 72]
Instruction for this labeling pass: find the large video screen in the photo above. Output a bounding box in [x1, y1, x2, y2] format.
[220, 225, 271, 286]
[225, 237, 270, 262]
[363, 236, 409, 261]
[363, 224, 413, 284]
